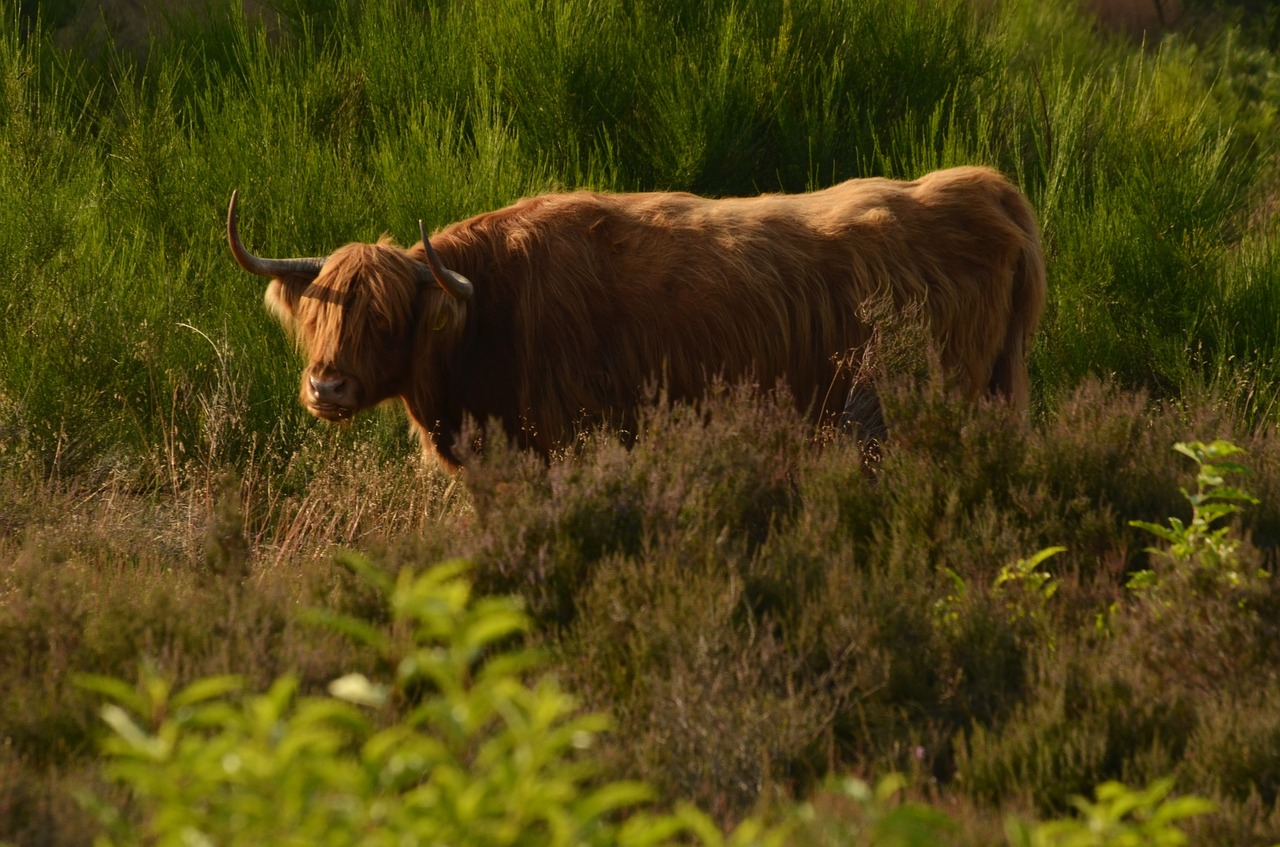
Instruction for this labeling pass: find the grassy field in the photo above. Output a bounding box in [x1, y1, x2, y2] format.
[2, 0, 1280, 843]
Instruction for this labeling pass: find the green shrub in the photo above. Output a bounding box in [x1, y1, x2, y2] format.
[792, 774, 1215, 847]
[1128, 439, 1263, 592]
[1004, 778, 1216, 847]
[78, 552, 1224, 847]
[78, 555, 787, 847]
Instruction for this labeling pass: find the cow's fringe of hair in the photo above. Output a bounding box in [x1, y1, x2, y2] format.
[291, 237, 418, 367]
[266, 236, 467, 418]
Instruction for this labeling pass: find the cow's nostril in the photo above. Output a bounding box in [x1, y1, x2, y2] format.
[309, 374, 348, 403]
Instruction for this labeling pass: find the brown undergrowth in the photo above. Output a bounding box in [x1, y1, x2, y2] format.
[3, 380, 1280, 844]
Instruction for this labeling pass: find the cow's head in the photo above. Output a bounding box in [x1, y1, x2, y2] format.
[227, 192, 473, 422]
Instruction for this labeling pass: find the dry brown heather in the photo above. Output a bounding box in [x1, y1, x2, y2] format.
[4, 378, 1280, 844]
[0, 434, 469, 843]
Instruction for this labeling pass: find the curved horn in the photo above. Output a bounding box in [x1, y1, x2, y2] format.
[227, 191, 328, 279]
[419, 220, 474, 301]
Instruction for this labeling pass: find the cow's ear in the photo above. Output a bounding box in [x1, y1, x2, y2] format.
[264, 275, 309, 327]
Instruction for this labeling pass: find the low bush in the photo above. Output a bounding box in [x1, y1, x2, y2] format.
[6, 378, 1280, 844]
[78, 556, 788, 847]
[78, 557, 1223, 847]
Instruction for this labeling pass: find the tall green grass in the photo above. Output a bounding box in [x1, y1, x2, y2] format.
[2, 0, 1277, 478]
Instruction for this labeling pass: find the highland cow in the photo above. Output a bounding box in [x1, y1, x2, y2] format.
[228, 166, 1046, 468]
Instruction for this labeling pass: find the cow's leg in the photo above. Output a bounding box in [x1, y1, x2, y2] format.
[840, 384, 887, 444]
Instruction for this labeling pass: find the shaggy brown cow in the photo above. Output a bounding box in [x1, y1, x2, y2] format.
[228, 166, 1046, 468]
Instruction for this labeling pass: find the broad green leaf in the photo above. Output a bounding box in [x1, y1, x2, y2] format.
[574, 780, 654, 820]
[74, 674, 148, 716]
[617, 812, 695, 847]
[1195, 502, 1243, 524]
[460, 608, 530, 652]
[332, 550, 394, 595]
[1129, 520, 1179, 542]
[1205, 485, 1260, 504]
[874, 772, 910, 804]
[1125, 569, 1158, 590]
[100, 704, 168, 760]
[673, 802, 725, 846]
[1025, 546, 1068, 568]
[300, 608, 393, 653]
[172, 675, 245, 709]
[1151, 795, 1218, 824]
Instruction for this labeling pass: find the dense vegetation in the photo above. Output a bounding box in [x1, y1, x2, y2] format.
[2, 0, 1279, 843]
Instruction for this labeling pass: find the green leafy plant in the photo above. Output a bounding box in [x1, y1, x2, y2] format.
[931, 567, 968, 634]
[995, 547, 1065, 602]
[795, 774, 959, 847]
[1128, 439, 1261, 590]
[791, 774, 1215, 847]
[994, 545, 1066, 652]
[1004, 778, 1216, 847]
[934, 546, 1064, 636]
[77, 556, 787, 847]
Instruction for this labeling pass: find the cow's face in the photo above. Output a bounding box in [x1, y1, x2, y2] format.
[227, 193, 474, 425]
[265, 240, 420, 422]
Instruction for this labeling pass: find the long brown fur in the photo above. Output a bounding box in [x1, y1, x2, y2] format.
[261, 166, 1046, 468]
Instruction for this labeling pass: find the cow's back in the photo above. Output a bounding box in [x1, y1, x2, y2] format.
[431, 167, 1040, 450]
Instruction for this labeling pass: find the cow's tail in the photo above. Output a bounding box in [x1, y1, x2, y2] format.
[989, 187, 1048, 413]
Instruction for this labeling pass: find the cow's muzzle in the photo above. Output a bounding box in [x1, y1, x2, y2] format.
[306, 373, 356, 421]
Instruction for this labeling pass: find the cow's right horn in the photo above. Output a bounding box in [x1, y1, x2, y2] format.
[419, 220, 474, 301]
[227, 191, 328, 279]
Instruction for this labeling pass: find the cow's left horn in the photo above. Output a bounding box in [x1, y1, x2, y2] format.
[419, 220, 474, 301]
[227, 191, 328, 279]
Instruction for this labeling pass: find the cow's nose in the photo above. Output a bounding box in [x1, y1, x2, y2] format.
[309, 374, 349, 404]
